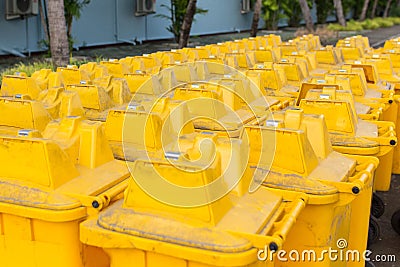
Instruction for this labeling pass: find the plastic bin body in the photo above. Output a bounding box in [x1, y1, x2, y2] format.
[80, 158, 306, 267]
[0, 117, 131, 267]
[299, 99, 396, 191]
[244, 109, 378, 266]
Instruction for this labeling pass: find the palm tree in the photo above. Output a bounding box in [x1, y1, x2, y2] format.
[298, 0, 314, 32]
[359, 0, 370, 21]
[46, 0, 69, 67]
[333, 0, 346, 26]
[250, 0, 262, 37]
[383, 0, 393, 17]
[179, 0, 197, 48]
[370, 0, 378, 18]
[64, 0, 91, 51]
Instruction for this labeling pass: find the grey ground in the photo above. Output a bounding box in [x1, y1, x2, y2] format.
[369, 175, 400, 267]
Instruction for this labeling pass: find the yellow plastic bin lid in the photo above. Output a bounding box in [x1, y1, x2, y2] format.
[296, 82, 342, 106]
[96, 201, 253, 253]
[170, 83, 259, 136]
[244, 109, 376, 197]
[1, 75, 42, 99]
[0, 116, 131, 216]
[99, 60, 131, 77]
[328, 71, 368, 96]
[66, 84, 119, 121]
[106, 97, 197, 160]
[299, 98, 396, 152]
[330, 135, 380, 155]
[57, 65, 90, 86]
[245, 125, 354, 189]
[296, 86, 382, 119]
[0, 96, 52, 135]
[0, 178, 86, 222]
[0, 134, 86, 221]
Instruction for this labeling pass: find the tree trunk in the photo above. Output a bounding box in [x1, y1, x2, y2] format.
[370, 0, 378, 18]
[250, 0, 262, 37]
[178, 0, 197, 48]
[383, 0, 393, 17]
[46, 0, 69, 67]
[66, 15, 73, 42]
[359, 0, 370, 21]
[39, 0, 49, 40]
[298, 0, 314, 32]
[334, 0, 347, 26]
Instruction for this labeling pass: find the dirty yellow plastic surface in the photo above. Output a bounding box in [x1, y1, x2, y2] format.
[0, 96, 52, 135]
[0, 116, 131, 267]
[2, 33, 397, 266]
[329, 65, 398, 127]
[245, 109, 378, 267]
[30, 69, 63, 90]
[297, 84, 384, 121]
[80, 155, 306, 267]
[315, 46, 343, 69]
[1, 75, 42, 99]
[65, 84, 125, 121]
[100, 60, 131, 77]
[299, 98, 396, 191]
[57, 65, 91, 85]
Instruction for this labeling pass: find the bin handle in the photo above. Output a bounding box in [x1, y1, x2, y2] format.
[68, 178, 130, 211]
[93, 179, 130, 210]
[273, 197, 306, 241]
[227, 196, 306, 251]
[354, 171, 369, 186]
[348, 169, 372, 195]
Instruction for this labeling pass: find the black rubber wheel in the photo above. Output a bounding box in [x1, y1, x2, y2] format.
[371, 193, 385, 218]
[365, 260, 376, 267]
[391, 209, 400, 235]
[368, 216, 381, 245]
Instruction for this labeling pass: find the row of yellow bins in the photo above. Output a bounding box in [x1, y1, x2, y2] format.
[0, 32, 398, 267]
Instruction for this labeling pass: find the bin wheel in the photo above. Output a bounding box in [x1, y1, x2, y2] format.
[368, 216, 381, 245]
[391, 209, 400, 235]
[371, 193, 385, 218]
[365, 261, 376, 267]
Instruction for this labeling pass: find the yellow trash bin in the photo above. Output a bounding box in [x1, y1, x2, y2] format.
[99, 59, 131, 78]
[273, 60, 308, 91]
[0, 94, 85, 136]
[246, 65, 297, 98]
[1, 74, 42, 99]
[296, 84, 384, 121]
[255, 34, 282, 48]
[169, 82, 286, 137]
[244, 109, 378, 266]
[57, 65, 91, 85]
[0, 116, 131, 267]
[328, 66, 397, 127]
[105, 98, 193, 160]
[299, 98, 396, 191]
[80, 156, 306, 267]
[314, 46, 344, 70]
[65, 84, 118, 121]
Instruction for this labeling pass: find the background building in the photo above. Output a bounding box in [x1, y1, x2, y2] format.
[0, 0, 259, 56]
